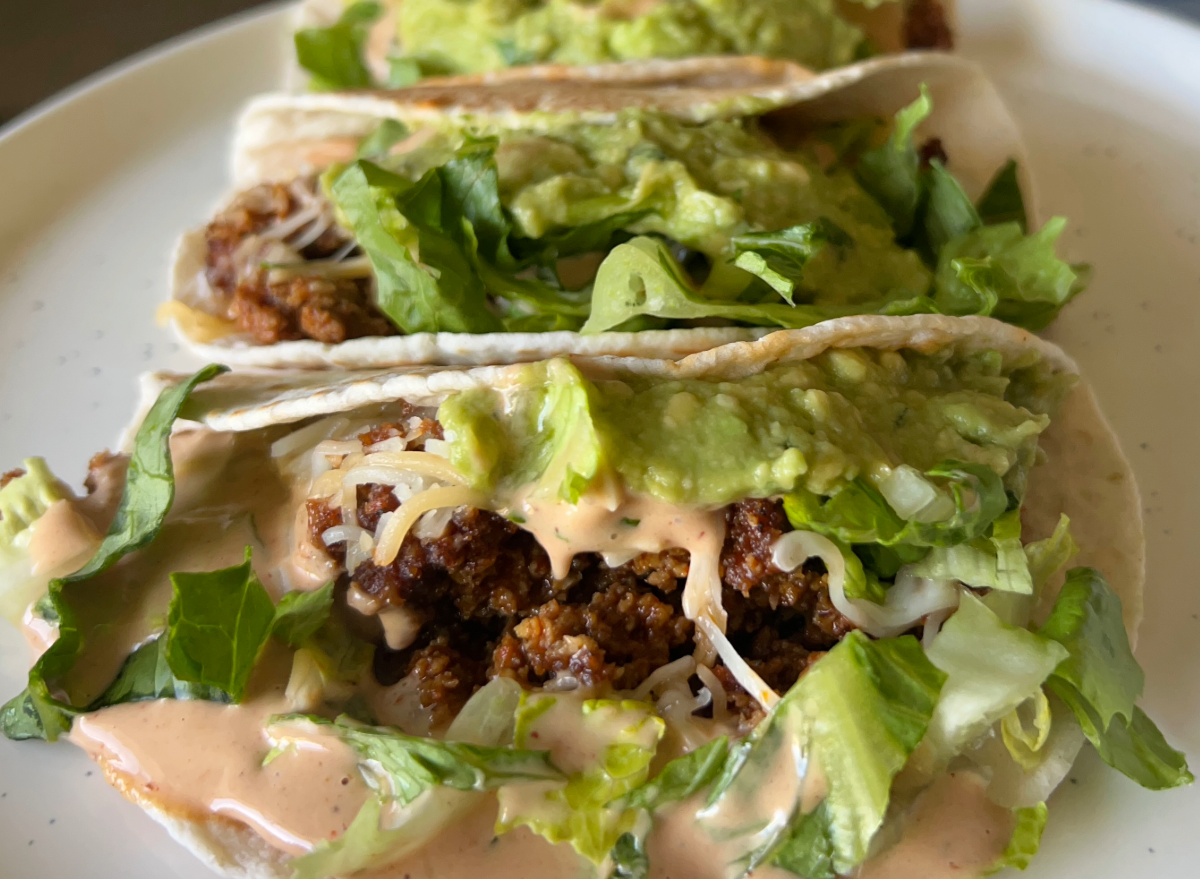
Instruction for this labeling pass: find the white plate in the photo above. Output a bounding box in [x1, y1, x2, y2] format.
[2, 1, 1199, 875]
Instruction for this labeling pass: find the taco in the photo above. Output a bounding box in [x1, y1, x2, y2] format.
[1, 315, 1186, 879]
[165, 54, 1086, 370]
[289, 0, 956, 91]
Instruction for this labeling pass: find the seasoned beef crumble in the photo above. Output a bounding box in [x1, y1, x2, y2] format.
[905, 0, 954, 50]
[309, 422, 858, 726]
[204, 181, 397, 345]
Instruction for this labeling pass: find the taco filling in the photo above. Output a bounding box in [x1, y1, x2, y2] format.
[175, 94, 1085, 347]
[0, 330, 1187, 879]
[294, 0, 953, 90]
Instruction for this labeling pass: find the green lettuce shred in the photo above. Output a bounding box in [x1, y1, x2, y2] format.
[0, 364, 228, 741]
[294, 1, 383, 91]
[985, 803, 1049, 874]
[497, 694, 664, 863]
[701, 632, 944, 877]
[1039, 568, 1192, 789]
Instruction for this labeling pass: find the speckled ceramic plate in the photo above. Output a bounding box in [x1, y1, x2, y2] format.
[2, 1, 1200, 876]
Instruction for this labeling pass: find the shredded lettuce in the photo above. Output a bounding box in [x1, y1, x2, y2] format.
[497, 694, 664, 863]
[90, 635, 231, 707]
[854, 85, 933, 240]
[0, 364, 228, 741]
[0, 458, 72, 625]
[282, 708, 564, 878]
[911, 594, 1067, 780]
[1039, 568, 1192, 789]
[783, 461, 1008, 551]
[985, 803, 1048, 874]
[854, 88, 1085, 330]
[907, 510, 1033, 594]
[1024, 513, 1079, 592]
[330, 160, 504, 335]
[976, 159, 1028, 230]
[271, 582, 335, 648]
[294, 1, 382, 91]
[729, 222, 844, 303]
[0, 458, 68, 551]
[703, 632, 944, 877]
[935, 218, 1088, 332]
[619, 735, 731, 813]
[356, 119, 410, 161]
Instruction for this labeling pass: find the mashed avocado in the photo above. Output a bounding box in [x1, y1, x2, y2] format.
[378, 111, 930, 309]
[397, 0, 884, 76]
[438, 347, 1067, 508]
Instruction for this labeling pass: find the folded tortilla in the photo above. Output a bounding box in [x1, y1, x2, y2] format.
[288, 0, 957, 91]
[167, 53, 1055, 370]
[3, 314, 1174, 879]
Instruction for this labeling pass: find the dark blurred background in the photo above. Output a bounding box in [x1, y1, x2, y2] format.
[1, 0, 1198, 127]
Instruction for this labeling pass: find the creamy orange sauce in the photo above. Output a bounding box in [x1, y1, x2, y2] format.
[358, 797, 592, 879]
[71, 642, 369, 855]
[515, 489, 727, 628]
[42, 424, 1011, 879]
[857, 772, 1014, 879]
[650, 793, 795, 879]
[50, 429, 304, 705]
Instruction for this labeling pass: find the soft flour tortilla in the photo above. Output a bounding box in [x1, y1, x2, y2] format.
[286, 0, 957, 92]
[98, 315, 1141, 878]
[168, 52, 1032, 370]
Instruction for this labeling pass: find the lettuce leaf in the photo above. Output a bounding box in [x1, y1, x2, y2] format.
[288, 680, 548, 878]
[356, 119, 409, 161]
[976, 159, 1028, 231]
[934, 218, 1087, 332]
[783, 461, 1007, 551]
[730, 222, 843, 303]
[985, 803, 1048, 874]
[1039, 568, 1192, 789]
[271, 582, 335, 648]
[1024, 513, 1078, 592]
[498, 695, 664, 863]
[165, 548, 277, 702]
[285, 714, 563, 804]
[921, 161, 982, 260]
[331, 160, 503, 335]
[90, 635, 230, 707]
[912, 594, 1067, 779]
[582, 236, 935, 334]
[0, 457, 68, 552]
[0, 458, 72, 625]
[704, 632, 944, 876]
[0, 364, 228, 741]
[854, 85, 933, 239]
[294, 1, 382, 91]
[906, 510, 1033, 594]
[772, 801, 836, 879]
[618, 735, 730, 812]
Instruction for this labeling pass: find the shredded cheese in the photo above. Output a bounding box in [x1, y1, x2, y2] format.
[373, 485, 487, 566]
[697, 616, 780, 712]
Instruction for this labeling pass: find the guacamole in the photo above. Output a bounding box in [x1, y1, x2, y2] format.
[369, 111, 930, 314]
[438, 347, 1069, 508]
[397, 0, 884, 76]
[305, 93, 1081, 340]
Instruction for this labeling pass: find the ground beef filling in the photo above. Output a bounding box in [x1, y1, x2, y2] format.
[311, 475, 856, 726]
[905, 0, 955, 50]
[204, 181, 397, 345]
